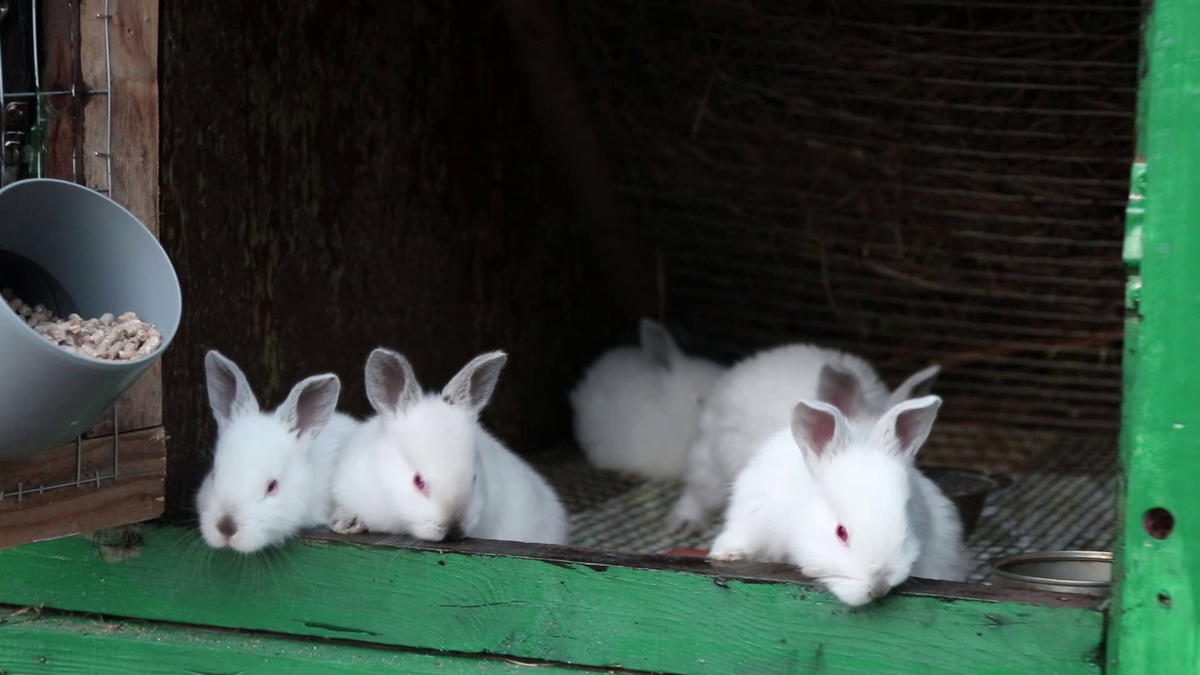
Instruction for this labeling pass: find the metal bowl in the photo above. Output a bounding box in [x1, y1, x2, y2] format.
[988, 550, 1112, 597]
[921, 467, 1012, 538]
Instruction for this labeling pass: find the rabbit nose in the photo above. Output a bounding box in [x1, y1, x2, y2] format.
[445, 522, 465, 541]
[217, 515, 238, 538]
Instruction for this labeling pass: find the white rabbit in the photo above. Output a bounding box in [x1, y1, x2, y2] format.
[668, 342, 939, 530]
[709, 394, 968, 606]
[570, 318, 725, 481]
[196, 350, 358, 554]
[329, 348, 568, 546]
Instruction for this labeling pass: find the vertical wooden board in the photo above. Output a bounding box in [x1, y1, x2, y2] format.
[38, 0, 84, 182]
[0, 609, 598, 674]
[0, 429, 166, 550]
[1111, 1, 1200, 673]
[79, 0, 162, 437]
[0, 526, 1105, 675]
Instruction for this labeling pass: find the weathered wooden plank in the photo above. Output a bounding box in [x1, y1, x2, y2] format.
[0, 525, 1104, 675]
[0, 607, 610, 675]
[0, 428, 166, 550]
[39, 0, 84, 182]
[80, 0, 162, 438]
[1109, 1, 1200, 674]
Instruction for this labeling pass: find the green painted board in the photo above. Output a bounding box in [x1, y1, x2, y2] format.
[1110, 0, 1200, 673]
[0, 525, 1104, 675]
[0, 607, 603, 674]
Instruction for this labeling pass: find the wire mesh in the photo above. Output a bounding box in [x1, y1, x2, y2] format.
[562, 0, 1137, 433]
[0, 0, 121, 498]
[543, 425, 1117, 583]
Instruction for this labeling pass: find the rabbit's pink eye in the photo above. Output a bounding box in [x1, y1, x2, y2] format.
[266, 480, 278, 496]
[836, 525, 848, 544]
[413, 474, 427, 493]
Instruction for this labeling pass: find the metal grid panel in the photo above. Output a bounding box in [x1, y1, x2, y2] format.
[543, 424, 1116, 582]
[0, 0, 122, 499]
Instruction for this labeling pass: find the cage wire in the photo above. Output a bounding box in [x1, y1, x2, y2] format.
[0, 0, 122, 500]
[544, 0, 1134, 570]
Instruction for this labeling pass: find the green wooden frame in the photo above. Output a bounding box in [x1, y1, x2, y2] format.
[0, 527, 1103, 674]
[3, 2, 1196, 674]
[1109, 1, 1200, 673]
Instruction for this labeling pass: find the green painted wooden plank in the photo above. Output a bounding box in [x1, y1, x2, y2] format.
[1110, 0, 1200, 674]
[1115, 0, 1200, 672]
[0, 525, 1103, 675]
[0, 607, 605, 674]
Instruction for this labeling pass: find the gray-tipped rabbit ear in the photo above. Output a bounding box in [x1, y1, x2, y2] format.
[886, 364, 941, 410]
[873, 395, 943, 462]
[205, 350, 261, 432]
[791, 399, 848, 462]
[443, 351, 508, 415]
[365, 348, 421, 417]
[278, 374, 341, 443]
[639, 319, 679, 371]
[817, 363, 863, 418]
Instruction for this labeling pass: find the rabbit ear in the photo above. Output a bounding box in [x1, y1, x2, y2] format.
[872, 395, 943, 462]
[205, 350, 260, 432]
[277, 374, 341, 443]
[639, 319, 680, 371]
[791, 399, 849, 463]
[365, 348, 422, 417]
[886, 364, 941, 410]
[443, 351, 508, 415]
[817, 363, 863, 417]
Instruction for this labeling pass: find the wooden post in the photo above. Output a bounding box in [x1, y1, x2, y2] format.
[39, 0, 83, 182]
[81, 0, 162, 437]
[1110, 1, 1200, 673]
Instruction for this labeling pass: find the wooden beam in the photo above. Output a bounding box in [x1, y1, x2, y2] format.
[0, 525, 1105, 675]
[0, 428, 166, 550]
[80, 0, 162, 437]
[0, 607, 601, 675]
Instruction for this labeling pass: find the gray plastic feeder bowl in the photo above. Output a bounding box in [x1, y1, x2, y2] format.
[0, 178, 181, 461]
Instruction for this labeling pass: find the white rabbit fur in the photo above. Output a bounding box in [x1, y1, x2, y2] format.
[197, 350, 358, 554]
[570, 319, 726, 481]
[709, 394, 968, 606]
[668, 342, 940, 529]
[330, 348, 568, 546]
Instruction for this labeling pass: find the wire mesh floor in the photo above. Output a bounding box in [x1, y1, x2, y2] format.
[541, 423, 1117, 582]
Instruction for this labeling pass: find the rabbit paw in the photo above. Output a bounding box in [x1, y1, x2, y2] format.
[330, 515, 367, 535]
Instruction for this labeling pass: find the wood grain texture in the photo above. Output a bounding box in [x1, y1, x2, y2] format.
[0, 525, 1105, 675]
[158, 0, 627, 512]
[39, 0, 84, 182]
[0, 428, 166, 550]
[78, 0, 163, 438]
[0, 608, 609, 675]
